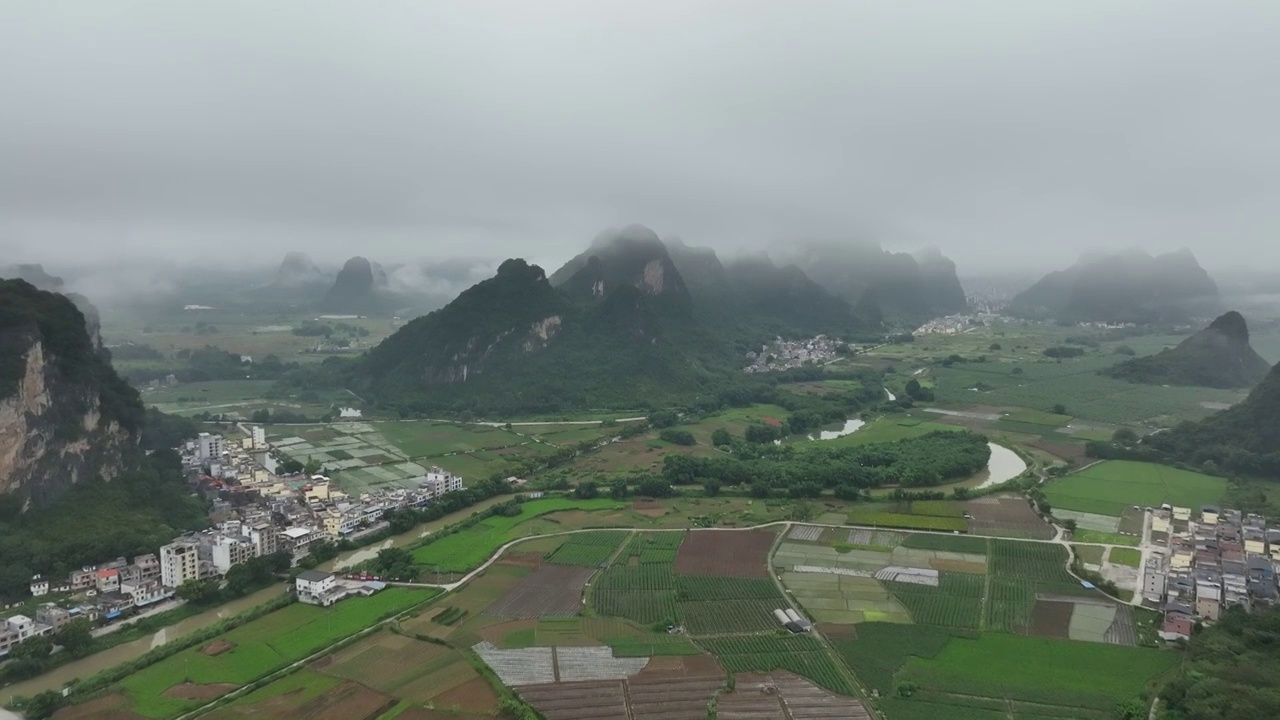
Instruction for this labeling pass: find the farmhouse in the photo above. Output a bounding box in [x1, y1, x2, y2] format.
[297, 569, 387, 607]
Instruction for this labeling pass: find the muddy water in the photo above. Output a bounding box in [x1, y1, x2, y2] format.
[974, 442, 1029, 489]
[2, 584, 286, 701]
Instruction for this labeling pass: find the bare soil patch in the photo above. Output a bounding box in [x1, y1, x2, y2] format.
[484, 564, 595, 618]
[163, 682, 239, 700]
[53, 694, 145, 720]
[517, 680, 629, 720]
[1025, 438, 1089, 464]
[674, 529, 776, 578]
[815, 622, 857, 640]
[498, 551, 545, 569]
[295, 681, 395, 720]
[966, 496, 1053, 539]
[930, 558, 987, 574]
[200, 639, 236, 656]
[1030, 599, 1074, 638]
[433, 675, 501, 713]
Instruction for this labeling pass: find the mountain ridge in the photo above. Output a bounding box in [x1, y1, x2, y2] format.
[1103, 311, 1270, 389]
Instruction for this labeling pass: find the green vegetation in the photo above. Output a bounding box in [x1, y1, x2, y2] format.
[544, 530, 629, 566]
[663, 430, 991, 493]
[820, 418, 963, 447]
[1073, 529, 1141, 546]
[700, 634, 859, 696]
[887, 573, 985, 629]
[108, 588, 435, 718]
[829, 622, 961, 694]
[1162, 606, 1280, 719]
[602, 634, 702, 656]
[1102, 312, 1269, 389]
[1044, 460, 1227, 517]
[409, 497, 621, 571]
[1109, 547, 1141, 567]
[845, 508, 967, 532]
[897, 633, 1178, 713]
[900, 533, 989, 554]
[986, 540, 1085, 633]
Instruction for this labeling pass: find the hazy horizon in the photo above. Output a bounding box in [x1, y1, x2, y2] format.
[3, 2, 1279, 276]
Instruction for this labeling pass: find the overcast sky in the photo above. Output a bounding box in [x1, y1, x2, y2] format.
[2, 1, 1278, 274]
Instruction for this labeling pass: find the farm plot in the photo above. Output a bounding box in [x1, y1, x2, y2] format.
[544, 531, 630, 566]
[555, 646, 649, 681]
[591, 561, 676, 626]
[201, 671, 392, 720]
[781, 572, 910, 624]
[788, 525, 824, 542]
[896, 633, 1179, 715]
[965, 496, 1054, 539]
[675, 529, 777, 578]
[515, 680, 629, 720]
[1043, 460, 1226, 517]
[885, 572, 985, 629]
[700, 635, 858, 697]
[517, 654, 727, 720]
[111, 588, 435, 719]
[774, 542, 893, 575]
[371, 421, 528, 457]
[409, 497, 621, 571]
[473, 642, 556, 685]
[845, 508, 967, 532]
[1053, 508, 1121, 533]
[985, 541, 1091, 633]
[722, 672, 872, 720]
[829, 622, 961, 695]
[900, 533, 989, 554]
[484, 564, 596, 618]
[844, 528, 905, 548]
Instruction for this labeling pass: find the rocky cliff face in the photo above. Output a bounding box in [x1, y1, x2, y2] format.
[1, 280, 138, 509]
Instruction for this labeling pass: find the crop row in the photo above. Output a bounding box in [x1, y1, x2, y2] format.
[544, 531, 630, 566]
[990, 540, 1073, 583]
[676, 576, 780, 602]
[591, 564, 677, 625]
[888, 574, 984, 630]
[680, 599, 782, 635]
[700, 635, 858, 696]
[845, 509, 967, 532]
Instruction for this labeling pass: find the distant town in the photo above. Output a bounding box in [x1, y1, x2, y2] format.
[0, 429, 465, 658]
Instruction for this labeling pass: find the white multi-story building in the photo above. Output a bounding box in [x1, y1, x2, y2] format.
[210, 534, 256, 574]
[416, 468, 463, 499]
[160, 538, 202, 588]
[252, 426, 266, 449]
[29, 575, 48, 598]
[196, 432, 226, 462]
[296, 570, 339, 605]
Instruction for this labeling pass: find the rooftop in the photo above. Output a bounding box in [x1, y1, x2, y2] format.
[296, 570, 334, 583]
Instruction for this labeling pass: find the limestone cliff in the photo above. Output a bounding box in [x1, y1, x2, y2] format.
[0, 280, 139, 509]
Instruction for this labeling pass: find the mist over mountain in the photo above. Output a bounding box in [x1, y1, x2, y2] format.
[320, 256, 393, 314]
[1103, 311, 1270, 389]
[777, 240, 968, 323]
[1007, 248, 1220, 324]
[271, 251, 330, 289]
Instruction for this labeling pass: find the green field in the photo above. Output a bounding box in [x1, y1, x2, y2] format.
[897, 633, 1179, 712]
[115, 589, 437, 718]
[820, 418, 963, 447]
[681, 404, 791, 445]
[371, 421, 529, 457]
[544, 530, 630, 566]
[846, 508, 968, 532]
[830, 622, 961, 694]
[409, 498, 623, 571]
[1002, 409, 1073, 426]
[1074, 529, 1140, 546]
[1045, 460, 1227, 517]
[1109, 547, 1142, 568]
[700, 634, 858, 696]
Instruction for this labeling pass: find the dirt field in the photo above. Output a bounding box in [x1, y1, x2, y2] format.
[432, 675, 501, 712]
[163, 682, 240, 700]
[52, 694, 145, 720]
[675, 529, 776, 578]
[721, 672, 872, 720]
[200, 639, 236, 656]
[517, 654, 726, 720]
[498, 551, 546, 569]
[966, 496, 1054, 539]
[206, 682, 394, 720]
[483, 564, 596, 618]
[1030, 599, 1074, 638]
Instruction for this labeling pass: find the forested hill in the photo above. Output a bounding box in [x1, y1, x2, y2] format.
[663, 238, 881, 339]
[1007, 248, 1219, 324]
[1160, 606, 1280, 719]
[1143, 359, 1280, 474]
[776, 240, 968, 323]
[1103, 311, 1270, 389]
[350, 237, 738, 416]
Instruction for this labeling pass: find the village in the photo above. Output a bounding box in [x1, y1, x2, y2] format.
[742, 335, 841, 373]
[0, 428, 465, 659]
[1142, 505, 1279, 641]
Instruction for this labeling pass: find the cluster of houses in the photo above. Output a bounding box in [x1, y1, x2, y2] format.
[1143, 505, 1278, 641]
[0, 428, 466, 658]
[743, 335, 838, 374]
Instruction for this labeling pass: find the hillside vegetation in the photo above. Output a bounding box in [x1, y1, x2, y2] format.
[1103, 311, 1270, 388]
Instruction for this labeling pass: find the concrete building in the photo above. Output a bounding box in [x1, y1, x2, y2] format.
[29, 575, 49, 598]
[210, 534, 256, 574]
[252, 426, 266, 449]
[1142, 557, 1167, 603]
[160, 538, 202, 588]
[296, 570, 339, 605]
[248, 522, 279, 557]
[197, 432, 226, 462]
[34, 605, 72, 633]
[134, 553, 161, 580]
[96, 568, 120, 594]
[121, 579, 171, 607]
[416, 468, 463, 499]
